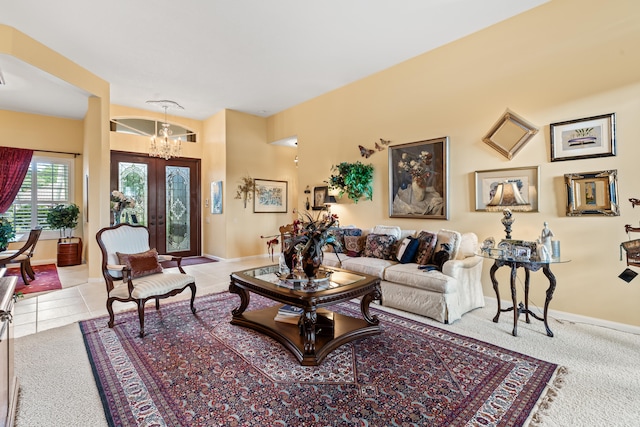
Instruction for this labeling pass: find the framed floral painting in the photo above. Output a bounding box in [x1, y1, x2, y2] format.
[388, 137, 449, 219]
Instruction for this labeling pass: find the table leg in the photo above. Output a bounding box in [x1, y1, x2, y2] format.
[524, 268, 531, 323]
[510, 263, 518, 337]
[229, 282, 250, 316]
[360, 284, 381, 325]
[541, 266, 557, 337]
[490, 262, 501, 323]
[300, 309, 317, 354]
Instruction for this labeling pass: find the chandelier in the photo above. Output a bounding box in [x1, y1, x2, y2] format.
[146, 100, 184, 160]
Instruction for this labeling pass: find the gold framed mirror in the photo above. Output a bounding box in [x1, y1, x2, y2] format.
[483, 110, 538, 160]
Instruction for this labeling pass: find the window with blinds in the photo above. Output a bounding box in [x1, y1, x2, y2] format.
[5, 156, 74, 236]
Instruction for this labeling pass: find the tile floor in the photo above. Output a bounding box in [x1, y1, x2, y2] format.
[13, 257, 271, 338]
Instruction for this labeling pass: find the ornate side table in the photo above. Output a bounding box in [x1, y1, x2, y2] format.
[478, 253, 570, 337]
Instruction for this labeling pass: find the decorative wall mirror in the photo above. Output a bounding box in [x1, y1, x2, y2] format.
[483, 110, 538, 160]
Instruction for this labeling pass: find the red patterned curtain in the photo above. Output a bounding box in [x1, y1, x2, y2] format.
[0, 147, 34, 213]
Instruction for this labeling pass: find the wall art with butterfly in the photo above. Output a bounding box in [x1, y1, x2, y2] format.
[388, 137, 449, 219]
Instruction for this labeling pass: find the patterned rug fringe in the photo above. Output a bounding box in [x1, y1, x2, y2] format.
[527, 365, 568, 426]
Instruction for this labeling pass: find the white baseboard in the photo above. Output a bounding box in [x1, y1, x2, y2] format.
[485, 296, 640, 335]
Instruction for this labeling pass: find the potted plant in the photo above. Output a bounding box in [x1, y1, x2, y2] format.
[0, 217, 15, 252]
[327, 161, 374, 203]
[46, 203, 80, 240]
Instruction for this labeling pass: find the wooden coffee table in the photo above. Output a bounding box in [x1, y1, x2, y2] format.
[229, 265, 382, 366]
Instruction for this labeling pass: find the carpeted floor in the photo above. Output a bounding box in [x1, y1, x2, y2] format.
[78, 293, 560, 426]
[4, 264, 62, 295]
[13, 295, 640, 427]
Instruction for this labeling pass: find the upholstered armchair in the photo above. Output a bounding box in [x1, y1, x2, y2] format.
[96, 223, 196, 337]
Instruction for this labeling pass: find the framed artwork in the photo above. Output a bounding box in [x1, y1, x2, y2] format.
[312, 186, 328, 210]
[474, 166, 539, 212]
[482, 110, 538, 160]
[564, 169, 619, 216]
[550, 113, 616, 162]
[211, 181, 223, 214]
[388, 137, 449, 219]
[253, 179, 287, 213]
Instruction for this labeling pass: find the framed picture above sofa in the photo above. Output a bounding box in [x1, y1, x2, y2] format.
[388, 137, 449, 219]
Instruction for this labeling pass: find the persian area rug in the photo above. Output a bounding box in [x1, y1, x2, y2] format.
[5, 263, 62, 294]
[80, 292, 561, 427]
[160, 256, 217, 268]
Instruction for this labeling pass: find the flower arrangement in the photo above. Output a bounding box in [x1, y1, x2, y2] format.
[235, 175, 255, 208]
[110, 190, 136, 212]
[398, 150, 433, 185]
[262, 210, 341, 277]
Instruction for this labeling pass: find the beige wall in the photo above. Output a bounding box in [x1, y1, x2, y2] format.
[224, 110, 298, 259]
[202, 110, 227, 258]
[0, 110, 85, 262]
[0, 24, 110, 278]
[266, 0, 640, 326]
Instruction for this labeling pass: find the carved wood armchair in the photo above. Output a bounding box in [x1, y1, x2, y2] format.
[96, 223, 196, 337]
[0, 227, 42, 284]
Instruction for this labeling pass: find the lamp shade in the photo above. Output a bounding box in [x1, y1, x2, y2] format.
[324, 195, 337, 204]
[486, 181, 531, 212]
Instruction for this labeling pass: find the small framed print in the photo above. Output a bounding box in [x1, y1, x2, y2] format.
[211, 181, 223, 214]
[550, 113, 616, 162]
[253, 179, 288, 213]
[564, 170, 619, 216]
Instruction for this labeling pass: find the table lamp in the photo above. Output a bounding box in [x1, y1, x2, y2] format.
[324, 194, 337, 215]
[486, 181, 531, 239]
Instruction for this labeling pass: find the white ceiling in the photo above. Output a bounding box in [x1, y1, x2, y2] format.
[0, 0, 547, 121]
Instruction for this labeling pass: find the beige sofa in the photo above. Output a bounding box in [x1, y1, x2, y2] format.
[322, 225, 484, 324]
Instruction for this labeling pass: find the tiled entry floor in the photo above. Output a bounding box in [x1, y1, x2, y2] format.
[13, 258, 271, 338]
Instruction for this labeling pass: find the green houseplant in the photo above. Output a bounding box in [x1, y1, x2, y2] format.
[327, 161, 374, 203]
[46, 203, 80, 239]
[0, 217, 16, 252]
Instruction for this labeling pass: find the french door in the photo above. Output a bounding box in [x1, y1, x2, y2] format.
[110, 151, 201, 257]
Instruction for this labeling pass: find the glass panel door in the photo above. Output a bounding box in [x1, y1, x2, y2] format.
[110, 151, 201, 257]
[166, 165, 190, 253]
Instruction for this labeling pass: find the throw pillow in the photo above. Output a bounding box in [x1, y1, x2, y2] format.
[116, 248, 163, 278]
[436, 229, 462, 261]
[372, 225, 402, 240]
[395, 236, 420, 264]
[363, 234, 397, 260]
[344, 235, 366, 257]
[414, 230, 438, 265]
[328, 227, 362, 253]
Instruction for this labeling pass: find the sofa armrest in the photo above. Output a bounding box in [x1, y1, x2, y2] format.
[441, 255, 482, 277]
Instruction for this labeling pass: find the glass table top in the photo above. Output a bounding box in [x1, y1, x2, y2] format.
[240, 264, 367, 292]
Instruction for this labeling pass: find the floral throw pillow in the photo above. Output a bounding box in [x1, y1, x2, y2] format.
[363, 234, 398, 260]
[328, 227, 362, 253]
[344, 235, 366, 257]
[414, 230, 438, 265]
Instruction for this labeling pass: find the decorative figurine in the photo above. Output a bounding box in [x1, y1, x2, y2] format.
[540, 221, 554, 255]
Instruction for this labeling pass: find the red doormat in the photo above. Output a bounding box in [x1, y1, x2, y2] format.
[80, 293, 563, 427]
[160, 256, 216, 268]
[4, 264, 62, 295]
